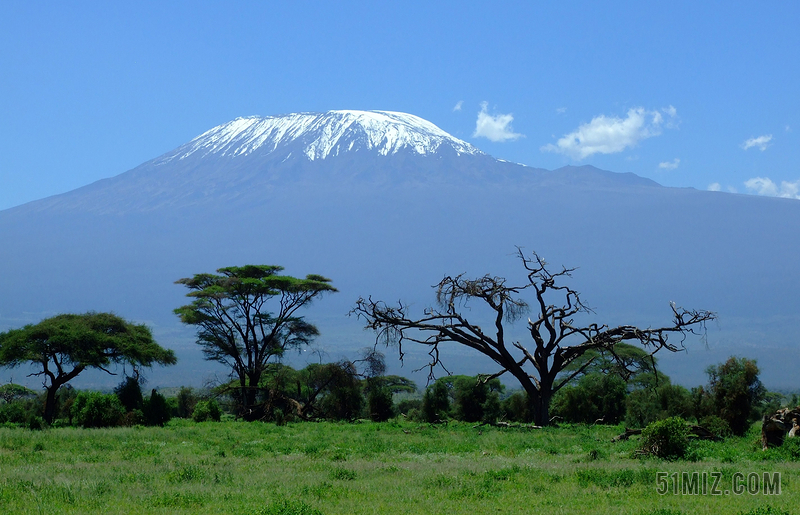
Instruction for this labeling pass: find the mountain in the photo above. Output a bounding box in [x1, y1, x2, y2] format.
[1, 110, 798, 389]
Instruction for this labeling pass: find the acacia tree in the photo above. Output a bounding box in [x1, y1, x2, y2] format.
[174, 265, 336, 419]
[352, 250, 715, 426]
[0, 312, 177, 424]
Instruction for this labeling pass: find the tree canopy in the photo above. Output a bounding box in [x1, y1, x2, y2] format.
[0, 312, 177, 423]
[174, 265, 336, 419]
[353, 249, 715, 426]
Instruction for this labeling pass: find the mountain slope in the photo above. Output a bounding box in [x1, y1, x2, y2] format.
[0, 110, 797, 389]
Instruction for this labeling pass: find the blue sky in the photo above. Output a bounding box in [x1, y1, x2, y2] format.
[1, 1, 798, 210]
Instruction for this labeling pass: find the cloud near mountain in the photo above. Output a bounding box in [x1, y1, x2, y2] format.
[542, 106, 677, 159]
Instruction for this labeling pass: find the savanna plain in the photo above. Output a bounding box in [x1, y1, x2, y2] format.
[0, 419, 797, 515]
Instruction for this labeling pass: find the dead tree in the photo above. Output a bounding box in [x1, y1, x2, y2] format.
[352, 249, 715, 427]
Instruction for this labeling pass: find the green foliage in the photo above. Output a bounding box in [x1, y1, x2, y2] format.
[451, 375, 503, 423]
[640, 416, 689, 460]
[551, 373, 626, 424]
[175, 265, 336, 418]
[705, 357, 766, 436]
[192, 399, 222, 422]
[0, 396, 41, 426]
[175, 386, 198, 418]
[367, 387, 394, 422]
[316, 362, 363, 421]
[114, 376, 144, 412]
[421, 379, 450, 422]
[143, 389, 171, 426]
[625, 383, 693, 428]
[71, 391, 125, 428]
[0, 312, 176, 423]
[0, 383, 36, 403]
[501, 391, 531, 422]
[699, 415, 732, 439]
[396, 398, 422, 417]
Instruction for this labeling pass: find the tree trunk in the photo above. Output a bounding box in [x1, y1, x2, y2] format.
[532, 390, 551, 427]
[42, 385, 59, 424]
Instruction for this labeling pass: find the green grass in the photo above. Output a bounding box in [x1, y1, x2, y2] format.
[0, 420, 796, 514]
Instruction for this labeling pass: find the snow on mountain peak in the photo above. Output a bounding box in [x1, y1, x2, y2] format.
[158, 110, 483, 163]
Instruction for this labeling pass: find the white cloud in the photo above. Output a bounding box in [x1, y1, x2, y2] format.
[744, 177, 800, 199]
[541, 106, 675, 159]
[556, 107, 567, 114]
[473, 102, 523, 142]
[742, 134, 772, 151]
[453, 100, 463, 112]
[658, 158, 680, 170]
[708, 183, 721, 192]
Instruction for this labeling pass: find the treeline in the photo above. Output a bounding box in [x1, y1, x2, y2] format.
[1, 351, 794, 438]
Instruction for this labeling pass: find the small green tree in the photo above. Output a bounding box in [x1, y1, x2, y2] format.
[114, 376, 144, 413]
[705, 357, 766, 436]
[0, 313, 177, 424]
[641, 416, 689, 460]
[421, 379, 450, 423]
[175, 386, 198, 418]
[143, 389, 172, 426]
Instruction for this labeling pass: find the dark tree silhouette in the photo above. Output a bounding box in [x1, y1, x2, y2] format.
[352, 249, 715, 426]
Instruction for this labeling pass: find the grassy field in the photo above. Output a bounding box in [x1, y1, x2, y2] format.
[0, 419, 797, 514]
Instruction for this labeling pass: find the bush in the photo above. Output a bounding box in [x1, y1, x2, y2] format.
[143, 389, 172, 426]
[192, 399, 222, 422]
[641, 417, 689, 460]
[114, 376, 144, 412]
[625, 384, 693, 428]
[396, 398, 422, 417]
[367, 387, 395, 422]
[699, 415, 732, 439]
[502, 391, 531, 423]
[175, 386, 198, 418]
[551, 373, 627, 424]
[71, 391, 125, 428]
[421, 380, 450, 422]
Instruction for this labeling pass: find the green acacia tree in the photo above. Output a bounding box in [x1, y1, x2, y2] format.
[174, 265, 336, 419]
[0, 312, 177, 424]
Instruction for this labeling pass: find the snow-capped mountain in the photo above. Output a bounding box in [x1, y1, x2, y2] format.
[158, 110, 484, 163]
[1, 109, 799, 390]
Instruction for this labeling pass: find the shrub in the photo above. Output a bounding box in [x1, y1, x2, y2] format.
[396, 398, 422, 417]
[626, 384, 694, 428]
[143, 389, 172, 426]
[71, 391, 125, 428]
[502, 391, 531, 423]
[175, 386, 198, 418]
[192, 399, 222, 422]
[367, 387, 395, 422]
[114, 376, 144, 412]
[421, 380, 450, 422]
[640, 417, 689, 460]
[551, 373, 627, 424]
[699, 415, 732, 439]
